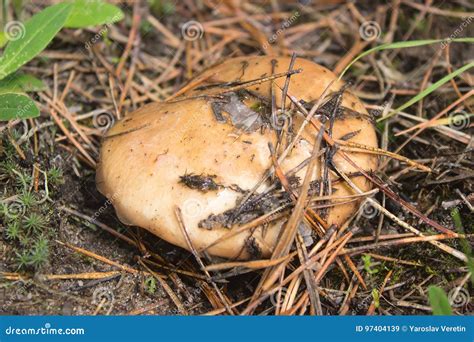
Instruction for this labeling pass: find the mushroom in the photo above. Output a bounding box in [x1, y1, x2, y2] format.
[96, 56, 378, 259]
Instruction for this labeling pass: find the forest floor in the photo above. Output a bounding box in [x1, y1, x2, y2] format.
[0, 0, 473, 315]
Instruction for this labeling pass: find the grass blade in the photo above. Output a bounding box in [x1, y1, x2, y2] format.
[379, 61, 474, 121]
[339, 38, 474, 79]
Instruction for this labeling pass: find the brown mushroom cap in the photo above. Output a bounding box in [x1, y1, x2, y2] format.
[96, 56, 378, 259]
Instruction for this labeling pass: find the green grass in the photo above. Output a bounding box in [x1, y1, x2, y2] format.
[339, 38, 474, 79]
[340, 38, 474, 122]
[18, 191, 36, 208]
[47, 166, 64, 185]
[1, 137, 54, 270]
[22, 213, 48, 233]
[5, 220, 21, 240]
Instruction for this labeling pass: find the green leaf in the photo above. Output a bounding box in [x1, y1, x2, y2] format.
[0, 3, 74, 80]
[0, 32, 8, 48]
[428, 286, 453, 315]
[65, 0, 124, 28]
[362, 254, 379, 275]
[371, 288, 380, 308]
[0, 73, 46, 94]
[0, 93, 40, 121]
[144, 276, 157, 294]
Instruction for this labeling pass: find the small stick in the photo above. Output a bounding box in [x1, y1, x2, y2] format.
[276, 53, 298, 157]
[332, 163, 466, 262]
[204, 253, 295, 272]
[165, 72, 217, 101]
[103, 123, 151, 140]
[314, 232, 353, 283]
[367, 269, 392, 315]
[50, 110, 96, 167]
[127, 299, 168, 315]
[7, 130, 26, 160]
[396, 300, 431, 312]
[270, 58, 278, 130]
[283, 88, 453, 236]
[141, 258, 208, 281]
[342, 233, 464, 255]
[59, 70, 76, 103]
[43, 271, 121, 280]
[108, 75, 120, 119]
[175, 207, 234, 315]
[241, 231, 351, 314]
[343, 254, 367, 290]
[201, 298, 250, 316]
[336, 141, 432, 172]
[280, 52, 298, 112]
[350, 232, 415, 243]
[60, 206, 136, 247]
[117, 33, 140, 114]
[296, 231, 323, 315]
[167, 69, 302, 103]
[260, 119, 327, 294]
[364, 253, 422, 266]
[56, 240, 139, 274]
[339, 278, 359, 315]
[115, 1, 140, 77]
[199, 209, 288, 253]
[139, 259, 188, 315]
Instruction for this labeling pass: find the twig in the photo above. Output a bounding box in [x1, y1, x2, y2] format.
[175, 207, 234, 315]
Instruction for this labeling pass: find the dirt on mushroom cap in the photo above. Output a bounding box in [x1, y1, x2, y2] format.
[96, 56, 378, 260]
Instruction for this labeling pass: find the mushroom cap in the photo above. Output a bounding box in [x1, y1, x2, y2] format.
[96, 56, 378, 259]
